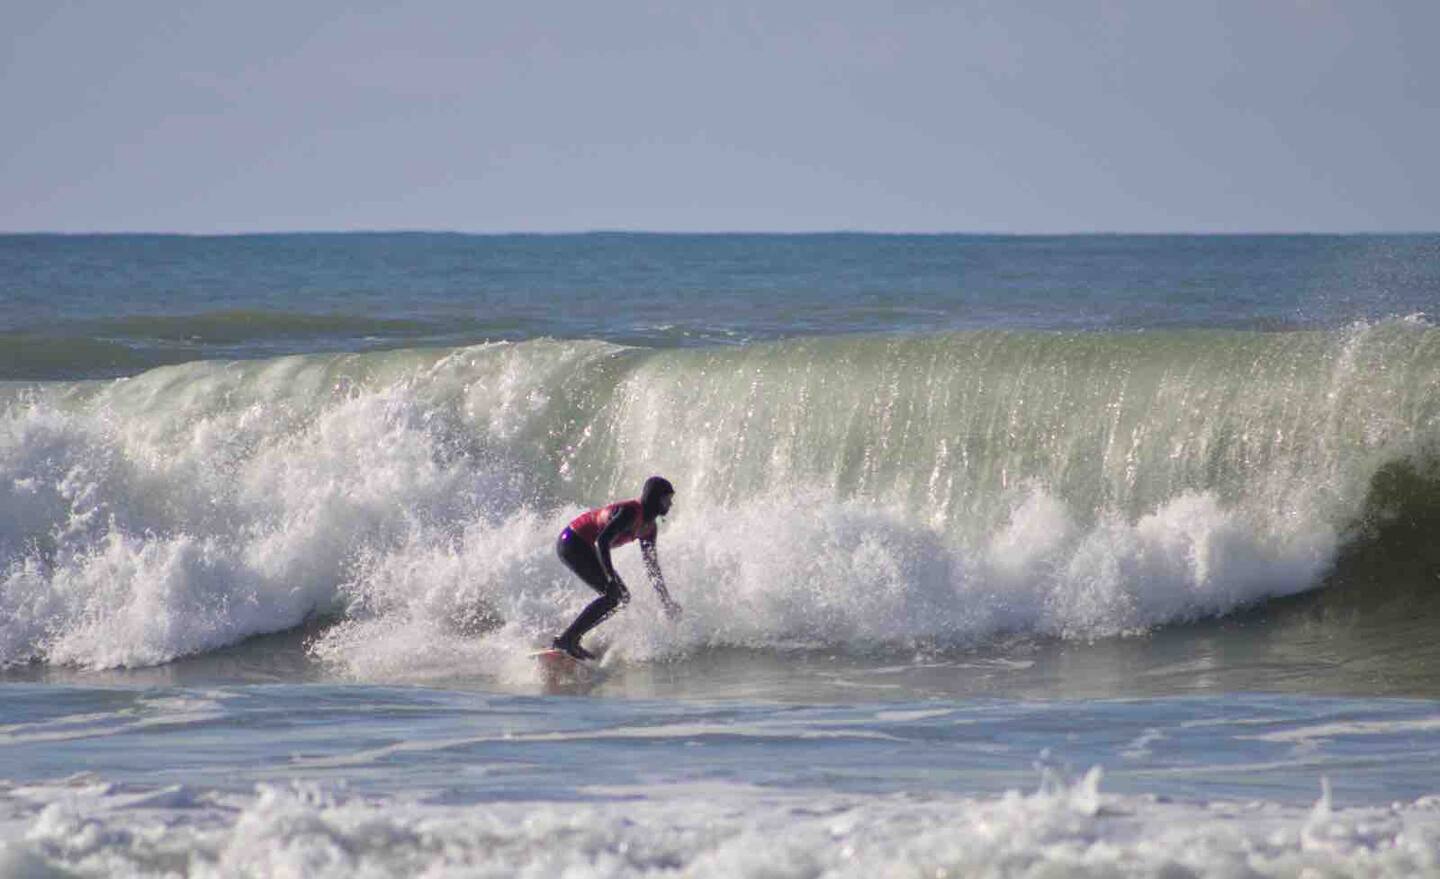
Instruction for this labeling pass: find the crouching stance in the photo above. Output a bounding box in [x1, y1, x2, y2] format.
[552, 476, 680, 660]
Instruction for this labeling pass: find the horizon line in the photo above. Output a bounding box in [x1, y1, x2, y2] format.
[3, 228, 1437, 238]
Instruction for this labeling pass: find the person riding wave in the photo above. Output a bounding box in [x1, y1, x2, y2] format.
[551, 476, 680, 660]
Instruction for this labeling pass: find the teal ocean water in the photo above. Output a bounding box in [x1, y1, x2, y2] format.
[2, 234, 1440, 876]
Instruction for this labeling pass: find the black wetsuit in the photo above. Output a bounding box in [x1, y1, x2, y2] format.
[554, 524, 632, 644]
[553, 477, 675, 654]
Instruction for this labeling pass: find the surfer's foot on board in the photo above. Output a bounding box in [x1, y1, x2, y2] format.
[551, 637, 596, 662]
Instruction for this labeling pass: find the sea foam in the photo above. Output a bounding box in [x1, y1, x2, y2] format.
[2, 771, 1437, 878]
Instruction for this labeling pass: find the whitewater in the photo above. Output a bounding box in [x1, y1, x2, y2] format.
[4, 320, 1438, 673]
[3, 233, 1440, 877]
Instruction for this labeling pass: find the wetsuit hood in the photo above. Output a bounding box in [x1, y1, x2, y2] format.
[641, 476, 675, 518]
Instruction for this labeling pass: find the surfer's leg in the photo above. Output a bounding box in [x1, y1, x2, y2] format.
[553, 529, 629, 656]
[556, 580, 628, 648]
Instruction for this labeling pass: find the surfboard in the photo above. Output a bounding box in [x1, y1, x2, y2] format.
[530, 647, 604, 685]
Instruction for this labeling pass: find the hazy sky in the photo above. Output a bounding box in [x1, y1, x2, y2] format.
[2, 1, 1436, 233]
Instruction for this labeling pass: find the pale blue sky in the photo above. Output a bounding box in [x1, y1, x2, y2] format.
[2, 1, 1436, 233]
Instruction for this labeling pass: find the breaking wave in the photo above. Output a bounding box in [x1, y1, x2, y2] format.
[3, 319, 1438, 671]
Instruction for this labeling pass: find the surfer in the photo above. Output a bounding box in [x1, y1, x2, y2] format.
[551, 476, 681, 660]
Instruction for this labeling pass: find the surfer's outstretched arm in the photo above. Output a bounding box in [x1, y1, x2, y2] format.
[641, 538, 681, 620]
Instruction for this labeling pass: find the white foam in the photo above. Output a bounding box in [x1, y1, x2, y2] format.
[2, 772, 1438, 878]
[0, 342, 607, 670]
[296, 470, 1340, 681]
[301, 470, 1347, 678]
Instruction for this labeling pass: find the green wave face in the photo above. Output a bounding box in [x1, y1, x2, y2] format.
[580, 324, 1440, 530]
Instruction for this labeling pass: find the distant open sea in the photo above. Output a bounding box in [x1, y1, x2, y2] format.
[3, 233, 1440, 876]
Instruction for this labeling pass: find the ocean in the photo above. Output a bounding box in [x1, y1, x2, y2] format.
[2, 232, 1440, 876]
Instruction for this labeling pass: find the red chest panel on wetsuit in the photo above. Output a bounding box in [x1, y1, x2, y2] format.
[568, 499, 656, 548]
